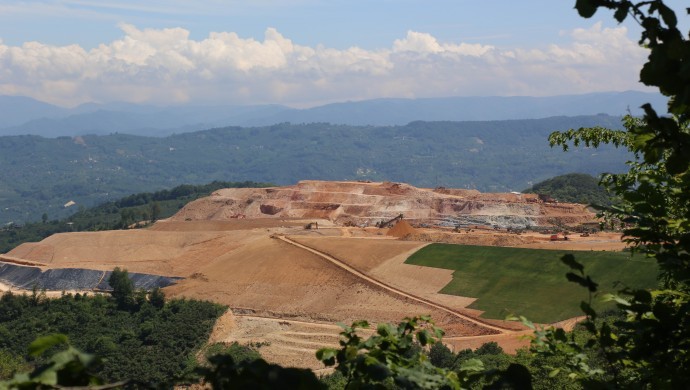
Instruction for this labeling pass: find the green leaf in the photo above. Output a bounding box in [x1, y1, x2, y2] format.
[364, 360, 390, 381]
[666, 151, 689, 174]
[614, 4, 629, 22]
[416, 330, 429, 346]
[28, 334, 69, 357]
[659, 4, 678, 28]
[601, 293, 631, 307]
[316, 348, 337, 366]
[566, 272, 587, 286]
[31, 369, 58, 386]
[345, 346, 358, 361]
[458, 358, 484, 373]
[561, 254, 584, 273]
[633, 289, 652, 304]
[377, 323, 392, 337]
[580, 301, 597, 319]
[575, 0, 599, 18]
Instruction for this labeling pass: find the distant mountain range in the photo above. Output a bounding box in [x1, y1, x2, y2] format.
[0, 91, 668, 137]
[0, 116, 629, 224]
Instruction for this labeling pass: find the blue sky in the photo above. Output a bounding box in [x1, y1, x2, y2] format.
[0, 1, 680, 107]
[0, 1, 620, 49]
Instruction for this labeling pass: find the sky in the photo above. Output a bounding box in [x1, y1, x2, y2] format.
[0, 0, 680, 108]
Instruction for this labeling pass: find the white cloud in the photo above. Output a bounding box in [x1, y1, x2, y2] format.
[393, 31, 494, 56]
[0, 23, 648, 107]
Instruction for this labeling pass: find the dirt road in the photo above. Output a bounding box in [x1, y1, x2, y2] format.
[276, 234, 513, 334]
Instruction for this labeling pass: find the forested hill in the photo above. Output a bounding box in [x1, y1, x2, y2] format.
[0, 181, 270, 253]
[0, 115, 629, 224]
[523, 173, 613, 206]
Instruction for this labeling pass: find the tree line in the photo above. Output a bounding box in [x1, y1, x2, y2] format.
[0, 180, 271, 253]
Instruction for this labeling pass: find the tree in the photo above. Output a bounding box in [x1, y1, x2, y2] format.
[108, 267, 134, 310]
[149, 287, 166, 309]
[150, 202, 161, 222]
[523, 173, 612, 206]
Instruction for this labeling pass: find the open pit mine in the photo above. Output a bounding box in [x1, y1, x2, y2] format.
[0, 180, 608, 369]
[174, 180, 595, 229]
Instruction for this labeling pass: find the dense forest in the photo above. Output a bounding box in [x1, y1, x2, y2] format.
[0, 281, 605, 389]
[0, 115, 629, 224]
[0, 271, 225, 387]
[0, 181, 271, 253]
[523, 173, 612, 205]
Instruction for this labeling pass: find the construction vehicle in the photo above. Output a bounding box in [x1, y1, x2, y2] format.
[550, 233, 569, 241]
[377, 214, 404, 228]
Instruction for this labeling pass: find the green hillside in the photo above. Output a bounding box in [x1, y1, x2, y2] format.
[0, 180, 271, 253]
[0, 116, 629, 224]
[524, 172, 613, 205]
[406, 243, 657, 323]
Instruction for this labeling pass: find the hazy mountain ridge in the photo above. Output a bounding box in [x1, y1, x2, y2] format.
[0, 116, 628, 224]
[0, 91, 667, 137]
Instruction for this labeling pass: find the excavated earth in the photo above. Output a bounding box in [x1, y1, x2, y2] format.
[171, 180, 595, 229]
[1, 181, 612, 370]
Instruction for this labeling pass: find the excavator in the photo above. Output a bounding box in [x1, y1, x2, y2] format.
[377, 214, 404, 228]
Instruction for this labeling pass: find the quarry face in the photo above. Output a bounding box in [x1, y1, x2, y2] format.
[173, 180, 596, 229]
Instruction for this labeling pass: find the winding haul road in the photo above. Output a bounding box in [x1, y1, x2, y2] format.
[275, 234, 514, 334]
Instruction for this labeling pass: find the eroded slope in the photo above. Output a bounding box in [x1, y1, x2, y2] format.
[173, 180, 595, 229]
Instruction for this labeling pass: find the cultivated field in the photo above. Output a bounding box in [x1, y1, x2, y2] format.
[406, 244, 658, 323]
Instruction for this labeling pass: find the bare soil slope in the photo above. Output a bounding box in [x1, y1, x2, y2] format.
[172, 180, 596, 229]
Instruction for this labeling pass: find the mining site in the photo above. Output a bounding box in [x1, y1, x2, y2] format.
[0, 180, 624, 370]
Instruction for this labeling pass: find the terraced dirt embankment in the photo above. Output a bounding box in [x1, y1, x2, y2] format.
[173, 180, 596, 229]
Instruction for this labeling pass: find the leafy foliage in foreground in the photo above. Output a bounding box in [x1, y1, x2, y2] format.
[0, 180, 270, 253]
[316, 316, 485, 389]
[0, 289, 225, 386]
[1, 334, 109, 389]
[2, 316, 595, 389]
[524, 1, 690, 387]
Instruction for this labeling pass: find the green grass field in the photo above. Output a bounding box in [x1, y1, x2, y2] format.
[405, 244, 658, 323]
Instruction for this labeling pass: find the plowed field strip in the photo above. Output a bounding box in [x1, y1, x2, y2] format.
[276, 235, 512, 334]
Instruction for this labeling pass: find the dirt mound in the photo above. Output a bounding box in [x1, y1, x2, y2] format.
[387, 220, 417, 238]
[171, 180, 596, 229]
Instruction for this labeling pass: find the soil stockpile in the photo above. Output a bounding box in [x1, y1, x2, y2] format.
[387, 220, 417, 238]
